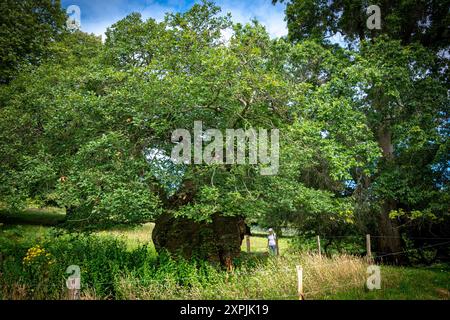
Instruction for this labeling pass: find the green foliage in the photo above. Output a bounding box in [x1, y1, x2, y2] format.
[0, 0, 67, 83]
[0, 1, 447, 247]
[289, 235, 366, 256]
[0, 2, 381, 232]
[0, 228, 230, 299]
[274, 0, 450, 50]
[0, 229, 157, 298]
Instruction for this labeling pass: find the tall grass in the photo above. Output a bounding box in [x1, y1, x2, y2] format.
[1, 224, 448, 300]
[0, 227, 369, 300]
[112, 253, 369, 300]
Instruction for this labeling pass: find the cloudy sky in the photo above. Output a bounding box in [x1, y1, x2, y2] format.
[61, 0, 288, 39]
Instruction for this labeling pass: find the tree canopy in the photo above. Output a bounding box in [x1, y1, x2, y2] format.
[0, 0, 67, 84]
[0, 1, 448, 261]
[274, 0, 450, 49]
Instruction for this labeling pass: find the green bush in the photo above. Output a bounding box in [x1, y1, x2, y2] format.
[0, 231, 157, 299]
[0, 230, 228, 299]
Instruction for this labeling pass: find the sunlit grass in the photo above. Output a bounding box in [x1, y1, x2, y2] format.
[1, 209, 448, 300]
[95, 223, 155, 251]
[240, 235, 289, 254]
[112, 252, 449, 300]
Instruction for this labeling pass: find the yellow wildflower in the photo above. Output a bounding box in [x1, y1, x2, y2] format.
[23, 244, 54, 266]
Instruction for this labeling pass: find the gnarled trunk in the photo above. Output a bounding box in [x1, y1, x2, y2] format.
[152, 213, 246, 266]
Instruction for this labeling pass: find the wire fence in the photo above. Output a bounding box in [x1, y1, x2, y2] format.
[282, 234, 450, 255]
[313, 235, 450, 240]
[2, 235, 449, 299]
[374, 240, 450, 259]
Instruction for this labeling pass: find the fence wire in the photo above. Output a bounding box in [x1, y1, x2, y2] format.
[2, 237, 449, 299]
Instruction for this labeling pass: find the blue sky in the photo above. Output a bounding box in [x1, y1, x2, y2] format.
[61, 0, 288, 39]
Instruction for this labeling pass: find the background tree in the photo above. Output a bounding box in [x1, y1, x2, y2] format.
[273, 0, 450, 49]
[334, 37, 448, 262]
[0, 0, 67, 84]
[273, 0, 449, 262]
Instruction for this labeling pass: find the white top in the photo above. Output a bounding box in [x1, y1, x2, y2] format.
[268, 234, 276, 246]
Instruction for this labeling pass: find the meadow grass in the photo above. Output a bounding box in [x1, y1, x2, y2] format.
[95, 223, 156, 251]
[241, 235, 290, 254]
[111, 252, 449, 300]
[0, 211, 448, 300]
[113, 253, 367, 300]
[0, 207, 65, 226]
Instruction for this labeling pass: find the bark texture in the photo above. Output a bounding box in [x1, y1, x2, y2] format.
[376, 125, 406, 264]
[152, 213, 247, 265]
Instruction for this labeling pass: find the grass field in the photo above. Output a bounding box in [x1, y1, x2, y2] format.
[0, 207, 65, 226]
[331, 264, 450, 300]
[0, 209, 448, 300]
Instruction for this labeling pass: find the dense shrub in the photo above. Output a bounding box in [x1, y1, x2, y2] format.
[0, 231, 156, 299]
[0, 230, 237, 299]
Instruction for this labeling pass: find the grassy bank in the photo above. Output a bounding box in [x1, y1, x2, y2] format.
[1, 222, 448, 300]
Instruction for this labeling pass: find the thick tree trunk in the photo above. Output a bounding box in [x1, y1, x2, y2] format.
[376, 125, 406, 264]
[152, 213, 247, 266]
[377, 200, 406, 264]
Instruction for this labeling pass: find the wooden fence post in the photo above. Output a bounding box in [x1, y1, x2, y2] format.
[366, 234, 372, 263]
[317, 235, 321, 258]
[296, 265, 304, 300]
[66, 271, 81, 300]
[67, 278, 80, 300]
[276, 236, 280, 256]
[68, 288, 80, 300]
[246, 235, 251, 253]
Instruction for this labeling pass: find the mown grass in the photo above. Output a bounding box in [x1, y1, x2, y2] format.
[0, 223, 157, 253]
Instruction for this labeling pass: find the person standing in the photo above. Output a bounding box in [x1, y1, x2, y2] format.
[267, 228, 277, 255]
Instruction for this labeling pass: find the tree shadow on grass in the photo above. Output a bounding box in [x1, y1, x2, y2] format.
[0, 207, 66, 226]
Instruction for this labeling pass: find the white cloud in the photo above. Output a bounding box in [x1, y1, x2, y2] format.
[76, 0, 287, 40]
[140, 3, 176, 22]
[215, 0, 287, 38]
